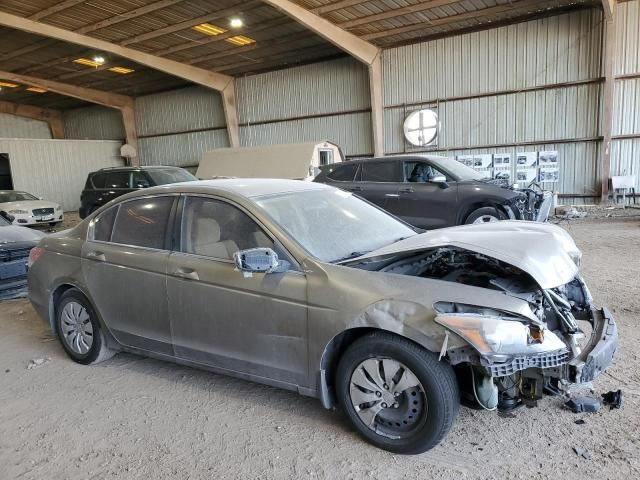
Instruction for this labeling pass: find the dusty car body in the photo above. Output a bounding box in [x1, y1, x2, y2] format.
[28, 179, 616, 454]
[315, 155, 553, 229]
[0, 217, 45, 299]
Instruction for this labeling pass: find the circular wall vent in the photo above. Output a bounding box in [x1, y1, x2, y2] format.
[403, 109, 438, 147]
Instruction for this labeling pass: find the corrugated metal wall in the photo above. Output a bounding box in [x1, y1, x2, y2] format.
[0, 113, 52, 139]
[0, 138, 123, 210]
[64, 106, 125, 140]
[611, 0, 640, 190]
[382, 8, 605, 196]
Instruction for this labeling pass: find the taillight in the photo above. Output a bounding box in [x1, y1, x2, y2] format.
[28, 247, 44, 268]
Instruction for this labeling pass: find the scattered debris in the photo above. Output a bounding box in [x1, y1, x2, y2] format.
[27, 357, 51, 370]
[574, 419, 586, 425]
[564, 397, 601, 413]
[558, 207, 588, 220]
[573, 446, 592, 460]
[601, 390, 623, 410]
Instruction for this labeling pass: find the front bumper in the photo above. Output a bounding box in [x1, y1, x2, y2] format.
[12, 212, 63, 226]
[568, 307, 618, 383]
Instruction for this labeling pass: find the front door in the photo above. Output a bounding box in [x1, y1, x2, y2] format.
[397, 161, 458, 229]
[81, 195, 176, 355]
[167, 195, 309, 387]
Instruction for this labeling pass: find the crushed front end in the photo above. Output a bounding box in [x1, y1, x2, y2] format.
[503, 186, 553, 222]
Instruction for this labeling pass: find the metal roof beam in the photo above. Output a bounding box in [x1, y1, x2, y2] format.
[0, 10, 239, 147]
[0, 99, 64, 139]
[261, 0, 383, 155]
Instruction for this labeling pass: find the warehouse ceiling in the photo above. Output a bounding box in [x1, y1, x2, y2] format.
[0, 0, 598, 110]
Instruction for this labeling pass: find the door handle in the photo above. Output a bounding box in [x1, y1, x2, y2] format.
[173, 267, 199, 281]
[399, 187, 414, 193]
[86, 251, 106, 262]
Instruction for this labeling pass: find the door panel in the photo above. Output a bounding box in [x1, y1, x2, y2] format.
[167, 253, 308, 385]
[358, 161, 404, 215]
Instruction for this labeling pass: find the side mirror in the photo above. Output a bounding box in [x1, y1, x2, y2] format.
[233, 247, 290, 274]
[429, 174, 449, 188]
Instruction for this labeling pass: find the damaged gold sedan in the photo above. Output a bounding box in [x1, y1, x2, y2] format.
[27, 179, 617, 454]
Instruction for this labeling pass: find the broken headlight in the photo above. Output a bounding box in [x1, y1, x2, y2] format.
[435, 312, 567, 359]
[568, 250, 582, 268]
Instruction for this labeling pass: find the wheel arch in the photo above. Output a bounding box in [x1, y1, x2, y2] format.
[458, 201, 509, 224]
[318, 326, 443, 409]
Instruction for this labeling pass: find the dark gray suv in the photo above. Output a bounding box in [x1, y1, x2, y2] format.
[315, 155, 552, 229]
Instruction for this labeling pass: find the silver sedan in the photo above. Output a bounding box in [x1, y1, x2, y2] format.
[28, 179, 617, 454]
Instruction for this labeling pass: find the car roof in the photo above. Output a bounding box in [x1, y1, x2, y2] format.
[137, 178, 333, 199]
[92, 165, 184, 173]
[351, 154, 451, 163]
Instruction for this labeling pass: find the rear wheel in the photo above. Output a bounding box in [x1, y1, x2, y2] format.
[465, 206, 505, 225]
[336, 332, 459, 454]
[56, 290, 114, 365]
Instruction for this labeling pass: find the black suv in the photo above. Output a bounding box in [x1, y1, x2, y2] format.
[79, 166, 197, 218]
[314, 155, 552, 229]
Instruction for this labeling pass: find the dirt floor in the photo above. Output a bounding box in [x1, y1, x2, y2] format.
[1, 215, 639, 479]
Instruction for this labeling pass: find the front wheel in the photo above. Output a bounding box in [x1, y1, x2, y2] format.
[56, 290, 115, 365]
[465, 206, 505, 225]
[336, 332, 459, 454]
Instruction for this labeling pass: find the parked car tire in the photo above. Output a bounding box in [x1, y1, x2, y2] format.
[55, 290, 115, 365]
[48, 221, 61, 227]
[336, 332, 459, 454]
[464, 206, 506, 225]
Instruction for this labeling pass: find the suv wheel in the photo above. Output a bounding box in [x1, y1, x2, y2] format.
[336, 332, 459, 454]
[465, 206, 505, 225]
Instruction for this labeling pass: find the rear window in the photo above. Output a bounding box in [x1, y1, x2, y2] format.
[111, 196, 174, 249]
[105, 172, 130, 189]
[93, 205, 118, 242]
[90, 173, 107, 189]
[327, 163, 359, 182]
[361, 161, 403, 182]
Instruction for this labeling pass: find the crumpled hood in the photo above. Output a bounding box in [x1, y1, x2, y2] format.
[353, 221, 580, 289]
[0, 225, 46, 244]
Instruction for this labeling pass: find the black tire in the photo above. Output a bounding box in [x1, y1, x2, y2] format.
[464, 206, 506, 225]
[336, 332, 459, 454]
[55, 289, 115, 365]
[48, 221, 61, 227]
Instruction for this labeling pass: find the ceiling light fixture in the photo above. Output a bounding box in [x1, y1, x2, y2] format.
[0, 81, 19, 88]
[229, 18, 243, 28]
[192, 23, 227, 36]
[73, 57, 104, 68]
[93, 56, 105, 65]
[108, 66, 135, 74]
[225, 35, 255, 46]
[26, 87, 47, 93]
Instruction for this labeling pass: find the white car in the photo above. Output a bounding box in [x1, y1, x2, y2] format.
[0, 191, 63, 227]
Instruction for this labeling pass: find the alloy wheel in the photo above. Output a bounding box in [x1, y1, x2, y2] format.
[472, 215, 499, 224]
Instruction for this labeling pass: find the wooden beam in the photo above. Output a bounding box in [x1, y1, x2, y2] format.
[262, 0, 379, 64]
[0, 10, 240, 147]
[0, 70, 136, 150]
[120, 105, 139, 166]
[601, 17, 616, 203]
[0, 99, 64, 138]
[602, 0, 616, 19]
[261, 0, 383, 154]
[221, 82, 240, 148]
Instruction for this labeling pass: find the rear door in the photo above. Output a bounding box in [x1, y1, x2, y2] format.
[357, 160, 404, 215]
[81, 195, 176, 354]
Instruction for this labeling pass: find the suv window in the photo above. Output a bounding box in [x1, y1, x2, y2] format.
[104, 171, 130, 189]
[131, 171, 151, 188]
[327, 163, 359, 182]
[93, 205, 118, 242]
[111, 196, 174, 249]
[361, 161, 403, 182]
[90, 173, 107, 189]
[181, 196, 273, 260]
[405, 162, 448, 182]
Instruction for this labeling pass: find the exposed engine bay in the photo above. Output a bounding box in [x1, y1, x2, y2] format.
[510, 184, 554, 222]
[355, 246, 617, 412]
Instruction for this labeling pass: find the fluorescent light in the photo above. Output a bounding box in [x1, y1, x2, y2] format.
[192, 23, 227, 36]
[108, 67, 135, 74]
[225, 35, 255, 46]
[94, 56, 105, 65]
[0, 81, 19, 88]
[73, 57, 104, 68]
[26, 87, 47, 93]
[229, 18, 243, 28]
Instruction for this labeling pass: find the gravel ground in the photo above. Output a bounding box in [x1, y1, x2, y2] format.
[1, 216, 639, 479]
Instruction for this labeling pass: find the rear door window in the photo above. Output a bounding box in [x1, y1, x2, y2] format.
[131, 171, 151, 188]
[104, 172, 131, 189]
[92, 205, 118, 242]
[361, 161, 403, 182]
[91, 173, 107, 189]
[111, 196, 174, 249]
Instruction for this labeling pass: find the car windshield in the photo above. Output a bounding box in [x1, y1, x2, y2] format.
[146, 168, 197, 185]
[428, 157, 484, 181]
[255, 189, 417, 263]
[0, 191, 38, 202]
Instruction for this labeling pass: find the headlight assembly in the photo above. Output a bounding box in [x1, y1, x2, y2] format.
[568, 250, 582, 268]
[435, 313, 567, 358]
[8, 209, 28, 214]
